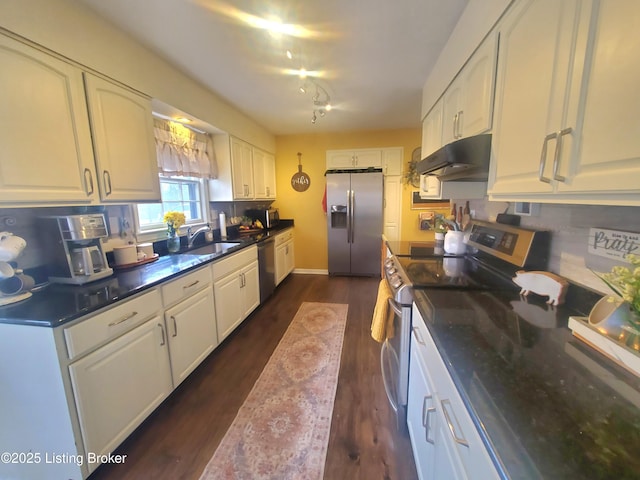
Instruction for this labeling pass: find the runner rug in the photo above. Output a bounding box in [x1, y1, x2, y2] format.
[199, 302, 349, 480]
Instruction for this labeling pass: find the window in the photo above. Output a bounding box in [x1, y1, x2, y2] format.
[137, 176, 207, 233]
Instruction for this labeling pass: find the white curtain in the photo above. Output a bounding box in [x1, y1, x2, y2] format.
[153, 118, 218, 179]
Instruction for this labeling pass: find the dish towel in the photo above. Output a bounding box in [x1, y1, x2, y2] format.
[371, 279, 394, 343]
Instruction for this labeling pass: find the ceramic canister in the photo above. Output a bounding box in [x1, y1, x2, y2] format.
[113, 245, 138, 265]
[444, 230, 466, 255]
[137, 243, 154, 259]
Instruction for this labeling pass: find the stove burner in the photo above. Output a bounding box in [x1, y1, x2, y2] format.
[396, 256, 516, 290]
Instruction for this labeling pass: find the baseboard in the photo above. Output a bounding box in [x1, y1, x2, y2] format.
[293, 268, 328, 275]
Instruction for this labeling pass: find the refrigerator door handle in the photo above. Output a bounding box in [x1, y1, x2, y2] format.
[346, 189, 352, 243]
[350, 189, 355, 243]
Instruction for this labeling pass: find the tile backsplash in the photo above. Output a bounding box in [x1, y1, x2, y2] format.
[466, 199, 640, 293]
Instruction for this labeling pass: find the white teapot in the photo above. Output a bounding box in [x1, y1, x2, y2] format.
[0, 232, 27, 262]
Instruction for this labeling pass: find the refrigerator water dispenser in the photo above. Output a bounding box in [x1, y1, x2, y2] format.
[330, 205, 347, 228]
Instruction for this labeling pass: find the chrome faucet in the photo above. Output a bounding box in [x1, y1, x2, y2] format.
[187, 224, 212, 248]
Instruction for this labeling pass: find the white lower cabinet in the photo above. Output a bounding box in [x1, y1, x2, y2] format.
[407, 338, 437, 479]
[275, 229, 295, 285]
[409, 304, 499, 480]
[212, 246, 260, 342]
[161, 266, 217, 387]
[69, 316, 172, 474]
[164, 287, 217, 387]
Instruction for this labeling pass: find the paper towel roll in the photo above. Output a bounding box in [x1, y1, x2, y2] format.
[219, 213, 227, 238]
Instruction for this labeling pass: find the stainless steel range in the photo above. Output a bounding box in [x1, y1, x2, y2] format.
[381, 221, 551, 428]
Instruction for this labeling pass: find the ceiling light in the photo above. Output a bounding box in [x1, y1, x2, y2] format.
[298, 68, 307, 79]
[299, 84, 307, 94]
[303, 81, 332, 125]
[286, 50, 293, 60]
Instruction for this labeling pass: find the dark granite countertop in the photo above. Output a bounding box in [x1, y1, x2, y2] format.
[412, 288, 640, 480]
[0, 222, 294, 328]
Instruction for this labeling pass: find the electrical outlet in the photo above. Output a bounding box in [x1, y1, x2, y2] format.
[470, 209, 476, 218]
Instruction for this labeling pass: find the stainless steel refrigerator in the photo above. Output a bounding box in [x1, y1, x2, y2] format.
[326, 169, 383, 276]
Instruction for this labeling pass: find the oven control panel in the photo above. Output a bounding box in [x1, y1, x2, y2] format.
[466, 221, 550, 269]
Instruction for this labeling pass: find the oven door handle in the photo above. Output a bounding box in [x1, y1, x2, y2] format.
[380, 340, 399, 413]
[387, 297, 403, 317]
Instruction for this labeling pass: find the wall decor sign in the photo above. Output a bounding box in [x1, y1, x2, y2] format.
[291, 152, 310, 192]
[588, 227, 639, 262]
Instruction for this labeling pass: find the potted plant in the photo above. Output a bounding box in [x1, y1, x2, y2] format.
[591, 253, 640, 333]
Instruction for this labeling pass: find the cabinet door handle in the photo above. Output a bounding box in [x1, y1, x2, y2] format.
[158, 322, 166, 346]
[538, 132, 557, 183]
[103, 170, 112, 195]
[171, 316, 178, 337]
[108, 311, 138, 327]
[183, 280, 200, 289]
[412, 326, 426, 345]
[441, 399, 469, 447]
[83, 168, 94, 195]
[552, 127, 572, 182]
[452, 113, 458, 139]
[456, 110, 464, 138]
[422, 395, 435, 445]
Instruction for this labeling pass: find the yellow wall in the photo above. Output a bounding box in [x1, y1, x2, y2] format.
[274, 128, 432, 271]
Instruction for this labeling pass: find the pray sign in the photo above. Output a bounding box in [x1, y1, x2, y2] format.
[588, 227, 639, 262]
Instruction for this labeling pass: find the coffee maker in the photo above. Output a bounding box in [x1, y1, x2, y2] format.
[40, 214, 113, 285]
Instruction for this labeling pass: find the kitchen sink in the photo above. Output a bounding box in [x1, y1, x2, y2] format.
[187, 242, 242, 256]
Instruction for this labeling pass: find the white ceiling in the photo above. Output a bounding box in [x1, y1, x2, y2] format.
[77, 0, 468, 135]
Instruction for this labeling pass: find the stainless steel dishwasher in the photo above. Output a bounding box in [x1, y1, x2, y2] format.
[257, 237, 275, 303]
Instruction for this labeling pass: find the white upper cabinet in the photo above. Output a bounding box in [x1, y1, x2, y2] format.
[0, 35, 96, 204]
[0, 34, 160, 205]
[84, 73, 160, 202]
[209, 134, 276, 201]
[489, 0, 640, 205]
[382, 147, 403, 176]
[326, 148, 383, 170]
[421, 99, 444, 158]
[441, 33, 498, 146]
[253, 147, 276, 199]
[230, 136, 254, 199]
[556, 1, 640, 200]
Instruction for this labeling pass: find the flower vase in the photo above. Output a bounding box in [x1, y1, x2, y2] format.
[167, 232, 180, 253]
[589, 297, 640, 337]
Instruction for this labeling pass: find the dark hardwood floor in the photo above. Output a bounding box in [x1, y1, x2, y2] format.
[89, 274, 418, 480]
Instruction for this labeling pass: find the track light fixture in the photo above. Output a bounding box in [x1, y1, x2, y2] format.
[300, 80, 331, 124]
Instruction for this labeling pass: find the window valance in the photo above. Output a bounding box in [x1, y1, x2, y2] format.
[153, 118, 218, 179]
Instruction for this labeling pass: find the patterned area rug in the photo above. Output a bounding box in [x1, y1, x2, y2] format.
[199, 302, 349, 480]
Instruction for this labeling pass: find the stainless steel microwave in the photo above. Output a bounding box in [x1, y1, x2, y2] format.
[246, 208, 279, 229]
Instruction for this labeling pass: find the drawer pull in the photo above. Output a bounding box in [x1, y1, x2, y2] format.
[183, 280, 200, 289]
[412, 326, 426, 345]
[441, 399, 469, 447]
[108, 311, 138, 327]
[422, 395, 435, 445]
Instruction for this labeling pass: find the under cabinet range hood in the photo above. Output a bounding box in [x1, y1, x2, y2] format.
[417, 134, 492, 182]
